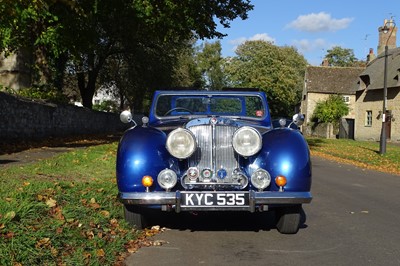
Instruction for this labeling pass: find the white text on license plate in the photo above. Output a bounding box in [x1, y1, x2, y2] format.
[182, 192, 249, 206]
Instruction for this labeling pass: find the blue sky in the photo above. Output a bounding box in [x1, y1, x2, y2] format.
[206, 0, 400, 66]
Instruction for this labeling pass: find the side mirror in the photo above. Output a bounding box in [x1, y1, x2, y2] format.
[292, 113, 305, 126]
[120, 110, 133, 124]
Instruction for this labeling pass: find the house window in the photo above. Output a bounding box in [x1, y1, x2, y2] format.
[365, 111, 372, 127]
[343, 96, 350, 104]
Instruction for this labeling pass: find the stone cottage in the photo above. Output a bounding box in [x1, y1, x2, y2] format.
[355, 19, 400, 142]
[301, 65, 365, 137]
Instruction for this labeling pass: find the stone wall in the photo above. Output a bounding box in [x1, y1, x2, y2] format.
[0, 92, 133, 141]
[303, 122, 336, 139]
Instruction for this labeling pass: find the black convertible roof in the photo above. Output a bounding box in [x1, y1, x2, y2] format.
[158, 87, 260, 92]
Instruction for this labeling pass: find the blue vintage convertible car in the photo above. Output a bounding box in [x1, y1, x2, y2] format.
[117, 89, 312, 234]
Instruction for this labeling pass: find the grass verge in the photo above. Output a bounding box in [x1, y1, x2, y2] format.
[0, 143, 153, 266]
[307, 137, 400, 175]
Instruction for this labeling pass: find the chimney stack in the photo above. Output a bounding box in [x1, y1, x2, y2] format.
[321, 58, 330, 66]
[377, 18, 397, 55]
[366, 48, 376, 64]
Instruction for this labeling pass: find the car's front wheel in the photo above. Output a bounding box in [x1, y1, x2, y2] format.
[123, 205, 149, 229]
[275, 205, 302, 234]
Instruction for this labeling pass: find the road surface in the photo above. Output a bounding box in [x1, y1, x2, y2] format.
[125, 156, 400, 266]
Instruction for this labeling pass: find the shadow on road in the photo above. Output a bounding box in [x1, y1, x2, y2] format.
[147, 210, 308, 233]
[306, 137, 326, 148]
[0, 134, 122, 166]
[0, 134, 121, 156]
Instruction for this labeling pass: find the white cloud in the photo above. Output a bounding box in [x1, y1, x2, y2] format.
[229, 33, 276, 52]
[229, 37, 248, 46]
[287, 12, 353, 32]
[249, 33, 276, 42]
[292, 38, 329, 53]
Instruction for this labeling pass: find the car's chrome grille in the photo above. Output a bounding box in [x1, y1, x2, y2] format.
[184, 124, 247, 189]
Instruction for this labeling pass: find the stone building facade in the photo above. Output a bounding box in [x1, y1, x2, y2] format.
[301, 66, 364, 124]
[355, 47, 400, 142]
[354, 19, 400, 142]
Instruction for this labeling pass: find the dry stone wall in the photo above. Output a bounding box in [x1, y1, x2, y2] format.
[0, 92, 131, 141]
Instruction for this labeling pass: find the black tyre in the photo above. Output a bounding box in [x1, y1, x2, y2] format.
[275, 205, 302, 234]
[123, 205, 149, 229]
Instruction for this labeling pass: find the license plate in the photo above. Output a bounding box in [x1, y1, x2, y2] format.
[181, 192, 249, 207]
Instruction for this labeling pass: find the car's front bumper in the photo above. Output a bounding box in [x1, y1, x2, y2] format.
[119, 190, 312, 212]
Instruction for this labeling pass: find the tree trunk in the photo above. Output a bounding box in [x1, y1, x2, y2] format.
[77, 72, 96, 109]
[53, 53, 68, 92]
[76, 53, 103, 109]
[80, 87, 94, 109]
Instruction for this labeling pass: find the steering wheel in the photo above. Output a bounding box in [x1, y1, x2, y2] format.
[164, 107, 194, 116]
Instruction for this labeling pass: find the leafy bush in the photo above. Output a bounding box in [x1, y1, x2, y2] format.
[5, 85, 69, 104]
[311, 95, 349, 123]
[92, 100, 118, 112]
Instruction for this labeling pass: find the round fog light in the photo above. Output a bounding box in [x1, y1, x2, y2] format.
[142, 175, 154, 188]
[251, 169, 271, 190]
[157, 169, 177, 190]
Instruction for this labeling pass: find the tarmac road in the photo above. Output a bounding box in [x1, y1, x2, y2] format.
[125, 156, 400, 266]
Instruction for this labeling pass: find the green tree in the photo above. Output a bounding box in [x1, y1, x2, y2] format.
[0, 0, 70, 89]
[224, 40, 307, 117]
[197, 41, 226, 90]
[171, 39, 204, 89]
[311, 95, 350, 123]
[324, 46, 358, 67]
[0, 0, 254, 109]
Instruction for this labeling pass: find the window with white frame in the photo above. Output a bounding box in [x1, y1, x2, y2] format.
[343, 96, 350, 104]
[365, 110, 372, 127]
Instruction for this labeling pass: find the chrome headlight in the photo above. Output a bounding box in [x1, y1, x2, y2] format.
[251, 169, 271, 191]
[157, 169, 177, 191]
[166, 128, 196, 159]
[232, 126, 262, 157]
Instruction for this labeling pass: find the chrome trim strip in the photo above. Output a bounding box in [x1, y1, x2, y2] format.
[249, 190, 256, 212]
[211, 122, 216, 171]
[254, 191, 313, 204]
[120, 192, 176, 205]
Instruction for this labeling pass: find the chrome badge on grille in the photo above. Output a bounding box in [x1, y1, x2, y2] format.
[210, 116, 218, 125]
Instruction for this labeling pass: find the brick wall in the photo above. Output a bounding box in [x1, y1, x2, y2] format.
[0, 92, 134, 141]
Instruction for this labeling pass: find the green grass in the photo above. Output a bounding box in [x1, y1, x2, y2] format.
[307, 137, 400, 175]
[0, 143, 140, 266]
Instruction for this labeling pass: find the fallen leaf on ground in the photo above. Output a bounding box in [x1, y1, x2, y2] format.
[46, 198, 57, 208]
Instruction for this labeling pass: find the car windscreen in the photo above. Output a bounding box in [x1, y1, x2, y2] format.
[155, 94, 265, 118]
